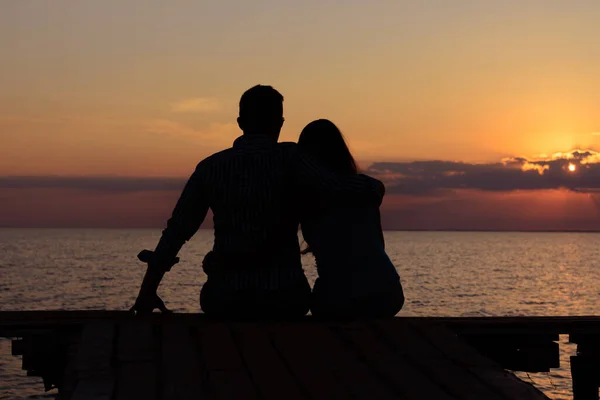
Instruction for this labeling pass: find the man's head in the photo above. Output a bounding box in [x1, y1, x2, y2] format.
[237, 85, 284, 139]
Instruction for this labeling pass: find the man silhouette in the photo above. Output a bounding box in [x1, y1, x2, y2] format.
[131, 85, 384, 318]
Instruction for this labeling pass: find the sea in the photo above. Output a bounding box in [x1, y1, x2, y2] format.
[1, 229, 599, 399]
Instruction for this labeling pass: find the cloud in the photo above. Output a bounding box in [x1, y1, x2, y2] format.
[0, 176, 187, 192]
[368, 149, 600, 195]
[6, 148, 600, 199]
[170, 97, 221, 113]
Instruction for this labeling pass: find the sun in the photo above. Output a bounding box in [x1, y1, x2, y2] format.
[568, 163, 576, 172]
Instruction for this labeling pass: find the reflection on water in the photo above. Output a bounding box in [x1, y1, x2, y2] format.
[1, 229, 599, 399]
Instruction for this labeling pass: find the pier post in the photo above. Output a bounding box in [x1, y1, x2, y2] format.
[570, 335, 600, 400]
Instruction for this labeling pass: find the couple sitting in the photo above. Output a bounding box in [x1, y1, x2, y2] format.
[131, 85, 404, 320]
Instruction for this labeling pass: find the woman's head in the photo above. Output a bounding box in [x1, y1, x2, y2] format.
[298, 119, 358, 175]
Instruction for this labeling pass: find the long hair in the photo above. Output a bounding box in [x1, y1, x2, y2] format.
[298, 119, 358, 255]
[298, 119, 358, 175]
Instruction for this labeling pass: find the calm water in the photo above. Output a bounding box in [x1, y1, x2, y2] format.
[1, 229, 599, 399]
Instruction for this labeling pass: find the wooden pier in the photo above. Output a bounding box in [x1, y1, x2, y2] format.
[2, 312, 600, 399]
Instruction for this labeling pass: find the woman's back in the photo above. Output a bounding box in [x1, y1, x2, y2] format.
[302, 204, 400, 303]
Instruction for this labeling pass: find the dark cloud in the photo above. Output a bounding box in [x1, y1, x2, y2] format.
[0, 176, 187, 192]
[367, 149, 600, 195]
[3, 149, 600, 196]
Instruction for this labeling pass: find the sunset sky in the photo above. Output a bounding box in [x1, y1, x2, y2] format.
[2, 1, 600, 230]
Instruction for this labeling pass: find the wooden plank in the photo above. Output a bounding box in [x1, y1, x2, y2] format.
[0, 311, 208, 336]
[462, 333, 559, 343]
[230, 322, 305, 400]
[404, 321, 499, 368]
[473, 342, 559, 373]
[305, 323, 396, 399]
[60, 339, 81, 400]
[11, 338, 23, 355]
[4, 312, 600, 337]
[439, 316, 600, 336]
[408, 321, 550, 400]
[115, 321, 158, 400]
[71, 322, 115, 400]
[118, 321, 158, 362]
[16, 333, 66, 391]
[333, 321, 456, 400]
[570, 333, 600, 347]
[201, 322, 246, 371]
[460, 331, 560, 372]
[161, 323, 205, 399]
[206, 371, 261, 400]
[199, 322, 258, 400]
[73, 322, 115, 376]
[467, 367, 552, 400]
[571, 356, 600, 400]
[267, 322, 351, 400]
[21, 336, 38, 371]
[71, 377, 116, 400]
[373, 320, 504, 400]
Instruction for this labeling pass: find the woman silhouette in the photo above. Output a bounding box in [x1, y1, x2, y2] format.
[298, 119, 405, 319]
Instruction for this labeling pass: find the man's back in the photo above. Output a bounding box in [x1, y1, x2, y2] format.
[153, 132, 383, 270]
[199, 135, 301, 260]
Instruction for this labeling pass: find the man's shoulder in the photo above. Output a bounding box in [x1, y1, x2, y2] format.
[194, 147, 235, 170]
[277, 141, 300, 155]
[277, 141, 297, 148]
[195, 142, 299, 170]
[202, 147, 236, 162]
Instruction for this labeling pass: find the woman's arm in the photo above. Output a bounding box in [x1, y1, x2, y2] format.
[376, 207, 386, 250]
[291, 145, 385, 205]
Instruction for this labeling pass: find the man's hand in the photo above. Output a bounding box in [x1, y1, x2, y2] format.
[131, 257, 170, 315]
[130, 291, 172, 315]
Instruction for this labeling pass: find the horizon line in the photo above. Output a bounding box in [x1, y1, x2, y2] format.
[2, 227, 600, 234]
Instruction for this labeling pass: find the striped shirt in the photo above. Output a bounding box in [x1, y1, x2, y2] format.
[153, 134, 384, 289]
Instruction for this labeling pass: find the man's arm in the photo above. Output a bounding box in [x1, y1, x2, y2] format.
[137, 165, 209, 296]
[291, 145, 385, 204]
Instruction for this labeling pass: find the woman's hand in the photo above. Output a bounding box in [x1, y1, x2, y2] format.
[130, 291, 172, 315]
